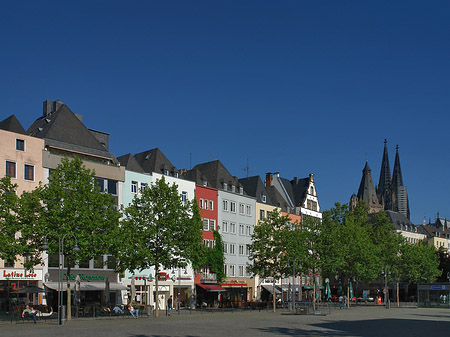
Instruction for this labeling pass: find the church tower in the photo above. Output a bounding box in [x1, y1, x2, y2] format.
[356, 161, 383, 213]
[377, 139, 393, 210]
[392, 145, 410, 219]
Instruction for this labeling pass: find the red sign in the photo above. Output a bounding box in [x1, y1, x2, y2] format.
[158, 272, 169, 281]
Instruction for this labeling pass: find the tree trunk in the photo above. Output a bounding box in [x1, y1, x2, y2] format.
[396, 281, 400, 308]
[155, 267, 159, 318]
[347, 283, 350, 309]
[313, 280, 316, 312]
[66, 265, 72, 321]
[272, 279, 276, 313]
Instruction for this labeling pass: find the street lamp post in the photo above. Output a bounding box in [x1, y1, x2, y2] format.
[382, 266, 390, 309]
[289, 260, 301, 312]
[42, 232, 79, 325]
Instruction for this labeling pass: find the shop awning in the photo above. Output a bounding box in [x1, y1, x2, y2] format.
[44, 282, 128, 291]
[197, 284, 226, 292]
[261, 285, 281, 294]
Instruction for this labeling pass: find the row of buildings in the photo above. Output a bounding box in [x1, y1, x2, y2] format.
[0, 100, 321, 312]
[2, 99, 448, 313]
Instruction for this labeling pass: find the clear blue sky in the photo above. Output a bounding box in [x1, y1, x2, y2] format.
[1, 1, 449, 225]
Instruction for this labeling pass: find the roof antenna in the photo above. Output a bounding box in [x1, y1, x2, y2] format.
[242, 159, 251, 178]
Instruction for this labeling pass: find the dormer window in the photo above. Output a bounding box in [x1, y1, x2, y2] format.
[239, 187, 243, 195]
[223, 182, 227, 190]
[173, 172, 179, 178]
[262, 195, 266, 203]
[231, 185, 236, 193]
[164, 169, 169, 176]
[202, 178, 207, 186]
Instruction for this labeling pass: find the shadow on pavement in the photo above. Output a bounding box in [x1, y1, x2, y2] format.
[256, 318, 450, 336]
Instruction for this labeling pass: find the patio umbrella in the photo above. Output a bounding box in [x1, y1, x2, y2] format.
[11, 285, 46, 294]
[325, 278, 331, 300]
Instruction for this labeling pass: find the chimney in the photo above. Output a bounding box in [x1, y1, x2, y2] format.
[309, 173, 314, 181]
[43, 99, 63, 117]
[293, 176, 299, 184]
[265, 173, 273, 187]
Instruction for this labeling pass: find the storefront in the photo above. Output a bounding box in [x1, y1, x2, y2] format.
[196, 283, 225, 307]
[418, 283, 450, 308]
[44, 269, 125, 311]
[220, 278, 253, 308]
[0, 268, 44, 313]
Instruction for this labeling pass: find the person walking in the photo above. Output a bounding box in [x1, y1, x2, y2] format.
[167, 295, 173, 316]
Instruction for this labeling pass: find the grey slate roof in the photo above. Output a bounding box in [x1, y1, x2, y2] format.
[0, 115, 26, 134]
[290, 177, 310, 206]
[26, 103, 117, 162]
[239, 176, 272, 204]
[385, 210, 413, 231]
[117, 154, 145, 173]
[191, 160, 244, 193]
[265, 186, 292, 212]
[134, 148, 178, 176]
[181, 168, 209, 186]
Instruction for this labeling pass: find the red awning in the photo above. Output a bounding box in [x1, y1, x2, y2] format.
[197, 284, 226, 292]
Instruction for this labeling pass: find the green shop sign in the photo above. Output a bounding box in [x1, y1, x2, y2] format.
[62, 273, 106, 282]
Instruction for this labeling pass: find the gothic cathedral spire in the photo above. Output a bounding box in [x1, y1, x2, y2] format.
[392, 145, 410, 219]
[377, 139, 392, 210]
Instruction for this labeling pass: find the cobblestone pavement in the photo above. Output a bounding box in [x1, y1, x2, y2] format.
[1, 307, 449, 337]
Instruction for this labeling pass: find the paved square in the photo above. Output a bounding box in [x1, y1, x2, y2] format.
[1, 307, 449, 336]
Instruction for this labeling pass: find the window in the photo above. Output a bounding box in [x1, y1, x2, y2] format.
[260, 210, 265, 219]
[24, 164, 34, 181]
[229, 243, 235, 255]
[239, 265, 244, 277]
[16, 139, 25, 151]
[246, 225, 250, 236]
[209, 200, 214, 210]
[181, 191, 187, 203]
[131, 181, 138, 193]
[94, 256, 104, 269]
[246, 266, 251, 276]
[224, 264, 227, 275]
[239, 203, 245, 215]
[210, 240, 216, 248]
[239, 187, 243, 195]
[199, 199, 204, 209]
[107, 179, 117, 195]
[164, 169, 169, 176]
[140, 183, 147, 192]
[203, 239, 209, 247]
[222, 221, 228, 233]
[223, 182, 227, 190]
[96, 177, 105, 192]
[246, 244, 251, 256]
[229, 265, 235, 277]
[210, 220, 216, 231]
[231, 185, 236, 193]
[262, 195, 266, 203]
[173, 172, 178, 178]
[6, 161, 16, 178]
[203, 219, 209, 231]
[223, 199, 229, 211]
[246, 205, 252, 216]
[239, 244, 244, 255]
[4, 259, 14, 268]
[230, 222, 236, 234]
[107, 256, 116, 269]
[204, 199, 209, 210]
[78, 258, 90, 268]
[223, 243, 228, 254]
[230, 201, 236, 213]
[239, 224, 245, 235]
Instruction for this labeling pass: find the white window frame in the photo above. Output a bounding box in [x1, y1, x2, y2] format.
[209, 200, 214, 210]
[181, 191, 187, 203]
[246, 225, 250, 236]
[239, 224, 245, 236]
[222, 221, 228, 233]
[229, 243, 235, 255]
[203, 219, 209, 231]
[230, 201, 236, 213]
[131, 181, 138, 193]
[229, 264, 235, 277]
[239, 265, 244, 277]
[239, 244, 244, 255]
[203, 239, 209, 247]
[223, 242, 228, 254]
[230, 222, 236, 234]
[246, 205, 252, 216]
[24, 164, 34, 182]
[223, 199, 229, 211]
[246, 244, 251, 256]
[210, 219, 216, 231]
[199, 198, 204, 209]
[239, 203, 245, 215]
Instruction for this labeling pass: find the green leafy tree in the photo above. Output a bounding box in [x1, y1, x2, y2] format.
[318, 202, 379, 307]
[28, 156, 120, 320]
[0, 176, 22, 262]
[206, 230, 226, 283]
[249, 209, 296, 312]
[399, 241, 441, 284]
[117, 177, 203, 318]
